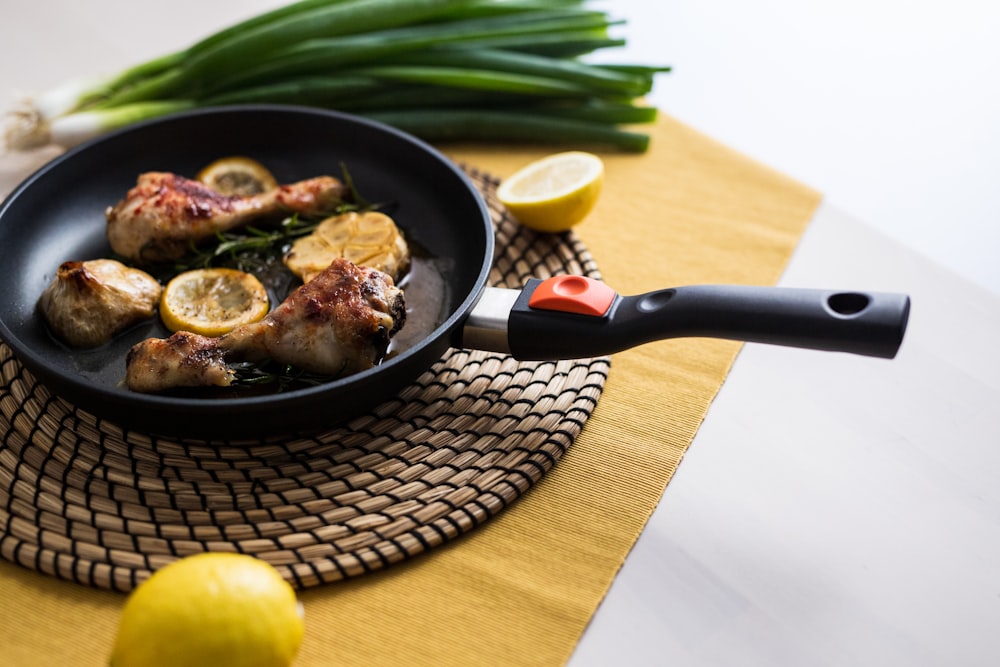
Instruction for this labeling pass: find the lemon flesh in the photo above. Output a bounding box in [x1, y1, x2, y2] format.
[497, 151, 604, 233]
[197, 156, 279, 196]
[160, 268, 269, 336]
[109, 553, 304, 667]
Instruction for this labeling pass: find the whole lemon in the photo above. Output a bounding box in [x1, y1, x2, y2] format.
[110, 553, 304, 667]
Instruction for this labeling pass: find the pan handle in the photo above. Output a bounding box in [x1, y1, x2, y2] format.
[471, 277, 910, 360]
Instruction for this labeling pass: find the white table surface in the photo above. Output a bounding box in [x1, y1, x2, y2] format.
[4, 2, 999, 665]
[572, 201, 1000, 666]
[575, 4, 1000, 665]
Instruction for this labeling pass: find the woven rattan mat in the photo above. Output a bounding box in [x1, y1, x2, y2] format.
[0, 167, 609, 592]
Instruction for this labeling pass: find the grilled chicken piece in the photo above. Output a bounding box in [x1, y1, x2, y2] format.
[223, 258, 406, 375]
[124, 331, 232, 392]
[106, 172, 348, 264]
[38, 259, 162, 348]
[126, 259, 405, 393]
[284, 211, 411, 284]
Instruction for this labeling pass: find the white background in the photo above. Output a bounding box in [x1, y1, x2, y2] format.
[604, 0, 1000, 296]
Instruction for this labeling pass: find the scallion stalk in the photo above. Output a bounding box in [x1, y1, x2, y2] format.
[201, 9, 618, 94]
[450, 33, 627, 58]
[388, 48, 652, 96]
[351, 65, 595, 96]
[180, 0, 475, 89]
[361, 108, 652, 152]
[47, 101, 195, 148]
[200, 76, 383, 107]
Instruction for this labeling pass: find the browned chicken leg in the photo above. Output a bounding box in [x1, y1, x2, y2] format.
[106, 172, 348, 264]
[125, 259, 406, 393]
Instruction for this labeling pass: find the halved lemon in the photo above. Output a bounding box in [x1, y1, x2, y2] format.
[197, 156, 279, 196]
[496, 151, 604, 233]
[160, 268, 269, 336]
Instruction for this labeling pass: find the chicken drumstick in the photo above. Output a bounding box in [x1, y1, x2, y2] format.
[106, 172, 348, 264]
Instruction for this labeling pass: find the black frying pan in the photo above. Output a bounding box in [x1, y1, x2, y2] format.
[0, 106, 910, 438]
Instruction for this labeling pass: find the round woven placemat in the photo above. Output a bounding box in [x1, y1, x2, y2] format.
[0, 166, 610, 592]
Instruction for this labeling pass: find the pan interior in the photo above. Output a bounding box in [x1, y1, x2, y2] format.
[0, 106, 493, 432]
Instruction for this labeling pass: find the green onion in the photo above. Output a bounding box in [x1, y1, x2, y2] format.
[351, 65, 596, 96]
[200, 76, 384, 107]
[3, 0, 670, 153]
[202, 9, 618, 93]
[185, 0, 350, 56]
[47, 100, 195, 148]
[181, 0, 473, 89]
[387, 48, 653, 96]
[455, 34, 628, 58]
[361, 108, 652, 152]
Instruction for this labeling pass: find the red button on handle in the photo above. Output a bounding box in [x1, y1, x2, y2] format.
[527, 275, 618, 317]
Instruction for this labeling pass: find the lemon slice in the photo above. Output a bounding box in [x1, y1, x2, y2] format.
[496, 151, 604, 233]
[197, 156, 279, 196]
[160, 268, 269, 336]
[109, 553, 304, 667]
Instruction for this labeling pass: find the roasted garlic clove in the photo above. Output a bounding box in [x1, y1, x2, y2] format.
[38, 259, 162, 348]
[283, 211, 410, 284]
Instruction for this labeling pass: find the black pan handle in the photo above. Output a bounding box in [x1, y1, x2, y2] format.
[460, 278, 911, 360]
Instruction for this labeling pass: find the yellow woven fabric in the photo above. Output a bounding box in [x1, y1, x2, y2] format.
[0, 115, 820, 666]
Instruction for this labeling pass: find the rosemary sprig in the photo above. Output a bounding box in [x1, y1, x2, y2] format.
[230, 360, 343, 390]
[171, 162, 377, 274]
[175, 213, 321, 273]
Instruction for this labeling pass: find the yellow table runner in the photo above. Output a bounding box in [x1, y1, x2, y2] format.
[0, 115, 820, 666]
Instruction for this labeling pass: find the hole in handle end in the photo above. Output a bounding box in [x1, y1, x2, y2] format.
[826, 292, 872, 317]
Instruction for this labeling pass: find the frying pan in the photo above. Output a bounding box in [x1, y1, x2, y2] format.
[0, 106, 910, 438]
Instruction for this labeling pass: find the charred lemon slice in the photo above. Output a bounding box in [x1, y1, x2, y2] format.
[284, 211, 410, 284]
[160, 268, 269, 336]
[197, 156, 279, 196]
